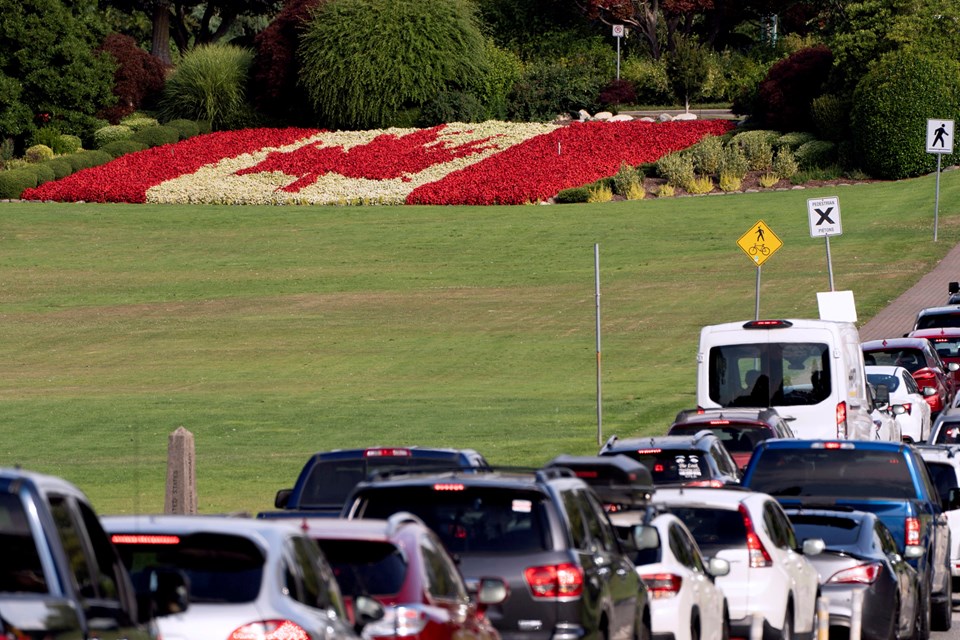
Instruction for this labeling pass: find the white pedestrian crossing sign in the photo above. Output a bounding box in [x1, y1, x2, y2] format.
[927, 119, 954, 154]
[807, 196, 842, 237]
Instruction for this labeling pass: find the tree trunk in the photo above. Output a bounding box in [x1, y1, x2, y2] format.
[150, 2, 172, 65]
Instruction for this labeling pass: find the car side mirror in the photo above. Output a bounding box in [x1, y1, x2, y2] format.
[476, 577, 509, 606]
[904, 545, 926, 559]
[873, 384, 890, 409]
[949, 363, 959, 372]
[275, 488, 293, 509]
[948, 487, 960, 511]
[131, 566, 190, 622]
[801, 538, 825, 556]
[923, 387, 938, 397]
[632, 525, 660, 551]
[353, 594, 385, 632]
[706, 556, 730, 578]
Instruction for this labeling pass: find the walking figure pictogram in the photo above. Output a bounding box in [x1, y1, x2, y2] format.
[756, 226, 765, 242]
[933, 123, 949, 148]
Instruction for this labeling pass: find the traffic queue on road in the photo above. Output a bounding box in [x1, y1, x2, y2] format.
[7, 305, 960, 640]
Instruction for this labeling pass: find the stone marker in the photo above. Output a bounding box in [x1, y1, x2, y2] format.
[164, 426, 197, 514]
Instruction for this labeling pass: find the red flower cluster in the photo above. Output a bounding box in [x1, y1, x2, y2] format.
[22, 128, 320, 203]
[236, 125, 496, 191]
[407, 120, 733, 205]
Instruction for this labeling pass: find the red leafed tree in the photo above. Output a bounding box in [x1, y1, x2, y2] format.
[574, 0, 713, 59]
[97, 33, 170, 123]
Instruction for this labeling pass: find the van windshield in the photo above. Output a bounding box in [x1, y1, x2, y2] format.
[708, 342, 831, 408]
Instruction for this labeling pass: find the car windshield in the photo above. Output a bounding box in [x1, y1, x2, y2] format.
[923, 461, 959, 507]
[668, 424, 773, 453]
[866, 373, 901, 393]
[613, 449, 711, 483]
[787, 513, 861, 548]
[708, 342, 831, 408]
[0, 493, 47, 594]
[355, 486, 551, 554]
[746, 449, 916, 499]
[301, 457, 472, 508]
[112, 532, 263, 603]
[863, 349, 925, 373]
[916, 313, 960, 330]
[316, 539, 406, 597]
[663, 506, 747, 556]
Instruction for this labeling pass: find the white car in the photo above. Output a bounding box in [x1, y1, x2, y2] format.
[867, 364, 932, 442]
[609, 510, 730, 640]
[103, 515, 376, 640]
[915, 445, 960, 586]
[649, 487, 823, 640]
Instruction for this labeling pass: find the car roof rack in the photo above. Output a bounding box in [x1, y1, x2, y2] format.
[544, 455, 654, 506]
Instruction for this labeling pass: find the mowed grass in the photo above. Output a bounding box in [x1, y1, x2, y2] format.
[2, 170, 959, 514]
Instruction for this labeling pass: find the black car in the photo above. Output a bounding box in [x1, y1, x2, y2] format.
[667, 407, 795, 471]
[599, 431, 741, 486]
[785, 509, 921, 640]
[342, 459, 652, 640]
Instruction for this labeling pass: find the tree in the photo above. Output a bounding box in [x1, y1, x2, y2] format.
[665, 35, 709, 111]
[0, 0, 117, 141]
[572, 0, 715, 59]
[299, 0, 492, 129]
[100, 0, 280, 64]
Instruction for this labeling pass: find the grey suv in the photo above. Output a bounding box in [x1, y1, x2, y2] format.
[342, 460, 651, 640]
[599, 431, 741, 486]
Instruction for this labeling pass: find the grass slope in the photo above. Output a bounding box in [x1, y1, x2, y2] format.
[2, 171, 958, 514]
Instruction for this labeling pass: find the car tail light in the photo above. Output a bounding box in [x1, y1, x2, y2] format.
[836, 401, 847, 439]
[640, 573, 682, 598]
[637, 448, 662, 454]
[685, 479, 724, 487]
[365, 448, 411, 458]
[902, 403, 912, 415]
[906, 517, 921, 546]
[433, 483, 465, 491]
[524, 563, 584, 598]
[743, 320, 793, 329]
[363, 606, 429, 639]
[228, 620, 310, 640]
[110, 534, 180, 545]
[914, 370, 937, 385]
[827, 562, 882, 584]
[739, 504, 772, 568]
[708, 420, 731, 425]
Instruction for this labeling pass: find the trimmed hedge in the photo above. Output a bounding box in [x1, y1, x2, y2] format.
[0, 169, 39, 199]
[795, 140, 837, 169]
[95, 125, 134, 147]
[44, 158, 74, 179]
[62, 150, 112, 172]
[554, 186, 590, 203]
[100, 139, 149, 158]
[130, 125, 180, 147]
[165, 119, 201, 140]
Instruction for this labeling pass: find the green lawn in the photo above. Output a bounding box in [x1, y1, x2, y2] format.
[3, 171, 958, 515]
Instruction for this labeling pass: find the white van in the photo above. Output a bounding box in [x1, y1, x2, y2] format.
[696, 319, 878, 440]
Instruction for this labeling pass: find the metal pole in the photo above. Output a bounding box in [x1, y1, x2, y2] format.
[755, 266, 761, 321]
[595, 244, 602, 446]
[616, 37, 621, 81]
[850, 590, 864, 640]
[935, 153, 943, 242]
[825, 236, 835, 291]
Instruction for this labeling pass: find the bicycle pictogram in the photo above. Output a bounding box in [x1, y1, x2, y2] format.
[748, 243, 770, 256]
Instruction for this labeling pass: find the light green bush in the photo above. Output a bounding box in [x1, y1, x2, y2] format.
[775, 131, 817, 151]
[621, 57, 671, 105]
[44, 158, 74, 179]
[718, 144, 749, 180]
[94, 125, 134, 148]
[57, 134, 83, 154]
[120, 115, 159, 131]
[772, 147, 800, 179]
[656, 152, 696, 189]
[612, 162, 644, 196]
[25, 144, 54, 163]
[689, 135, 724, 175]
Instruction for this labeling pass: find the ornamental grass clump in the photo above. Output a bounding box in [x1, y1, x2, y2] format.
[159, 43, 253, 130]
[685, 175, 714, 194]
[623, 181, 646, 200]
[587, 182, 613, 203]
[718, 173, 742, 192]
[758, 172, 780, 188]
[656, 183, 675, 197]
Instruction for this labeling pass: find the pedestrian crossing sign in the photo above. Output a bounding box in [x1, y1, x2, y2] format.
[927, 119, 954, 154]
[737, 220, 782, 267]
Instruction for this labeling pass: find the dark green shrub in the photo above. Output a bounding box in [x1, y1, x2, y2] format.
[165, 119, 200, 140]
[775, 131, 817, 151]
[62, 150, 112, 171]
[0, 169, 39, 199]
[159, 43, 253, 130]
[44, 157, 74, 179]
[554, 186, 590, 203]
[621, 57, 671, 106]
[666, 35, 710, 112]
[196, 120, 213, 135]
[28, 126, 62, 150]
[300, 0, 491, 129]
[852, 50, 960, 179]
[100, 139, 148, 158]
[476, 42, 523, 120]
[419, 91, 487, 126]
[507, 60, 603, 122]
[131, 125, 180, 148]
[30, 163, 55, 184]
[795, 140, 837, 169]
[810, 94, 849, 142]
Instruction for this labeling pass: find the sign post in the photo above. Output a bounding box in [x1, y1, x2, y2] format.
[737, 220, 783, 320]
[927, 118, 954, 242]
[612, 25, 625, 80]
[807, 195, 842, 291]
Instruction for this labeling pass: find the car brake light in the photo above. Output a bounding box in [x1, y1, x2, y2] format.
[524, 563, 584, 598]
[902, 403, 912, 415]
[685, 479, 724, 487]
[743, 320, 793, 329]
[641, 573, 682, 598]
[708, 420, 731, 425]
[739, 504, 772, 568]
[365, 448, 411, 458]
[228, 620, 310, 640]
[906, 517, 921, 546]
[836, 401, 847, 439]
[110, 534, 180, 545]
[433, 483, 465, 491]
[637, 448, 662, 454]
[827, 562, 882, 584]
[812, 442, 855, 450]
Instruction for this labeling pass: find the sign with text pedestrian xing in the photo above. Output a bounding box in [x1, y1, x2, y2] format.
[807, 196, 842, 237]
[737, 220, 782, 267]
[927, 119, 955, 154]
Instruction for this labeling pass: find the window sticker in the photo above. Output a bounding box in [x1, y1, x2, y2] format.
[676, 455, 702, 479]
[512, 499, 532, 513]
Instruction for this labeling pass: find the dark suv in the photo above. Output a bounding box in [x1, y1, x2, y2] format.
[342, 459, 651, 640]
[666, 408, 795, 470]
[599, 431, 741, 486]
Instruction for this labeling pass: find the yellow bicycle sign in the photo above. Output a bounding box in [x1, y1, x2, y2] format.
[737, 220, 782, 267]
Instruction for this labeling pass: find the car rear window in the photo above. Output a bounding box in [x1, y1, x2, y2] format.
[862, 349, 925, 373]
[866, 373, 901, 393]
[316, 539, 406, 597]
[927, 336, 960, 360]
[354, 486, 550, 553]
[112, 532, 264, 603]
[664, 506, 747, 555]
[787, 513, 861, 547]
[301, 457, 472, 508]
[934, 421, 960, 444]
[924, 461, 959, 507]
[668, 424, 774, 453]
[615, 449, 711, 483]
[708, 342, 831, 408]
[0, 493, 47, 594]
[746, 449, 916, 499]
[916, 313, 960, 330]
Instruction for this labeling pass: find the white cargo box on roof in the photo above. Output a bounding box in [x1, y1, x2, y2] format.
[696, 318, 878, 440]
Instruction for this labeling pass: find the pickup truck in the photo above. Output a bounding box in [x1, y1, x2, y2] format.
[258, 446, 489, 519]
[741, 440, 953, 639]
[0, 467, 185, 638]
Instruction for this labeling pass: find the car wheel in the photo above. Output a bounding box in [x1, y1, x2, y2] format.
[918, 584, 932, 640]
[690, 613, 700, 640]
[931, 570, 953, 631]
[721, 607, 731, 640]
[888, 596, 900, 640]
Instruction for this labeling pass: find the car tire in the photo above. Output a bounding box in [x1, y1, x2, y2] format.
[932, 570, 953, 631]
[779, 607, 793, 640]
[918, 584, 932, 640]
[721, 607, 731, 640]
[690, 613, 700, 640]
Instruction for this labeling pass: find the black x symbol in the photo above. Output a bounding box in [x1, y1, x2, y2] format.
[815, 207, 834, 225]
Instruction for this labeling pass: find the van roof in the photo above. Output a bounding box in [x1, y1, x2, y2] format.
[701, 318, 857, 333]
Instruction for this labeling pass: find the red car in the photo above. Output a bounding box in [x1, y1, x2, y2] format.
[909, 327, 960, 387]
[862, 337, 958, 417]
[666, 407, 796, 470]
[297, 515, 506, 640]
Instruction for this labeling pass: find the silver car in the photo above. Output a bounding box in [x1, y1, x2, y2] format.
[103, 515, 368, 640]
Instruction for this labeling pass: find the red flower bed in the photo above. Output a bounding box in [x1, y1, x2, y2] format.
[22, 128, 320, 203]
[406, 120, 734, 205]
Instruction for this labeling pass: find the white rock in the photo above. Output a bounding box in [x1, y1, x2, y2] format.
[673, 112, 698, 121]
[609, 114, 634, 122]
[594, 111, 613, 121]
[640, 117, 656, 123]
[657, 113, 673, 122]
[578, 109, 592, 122]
